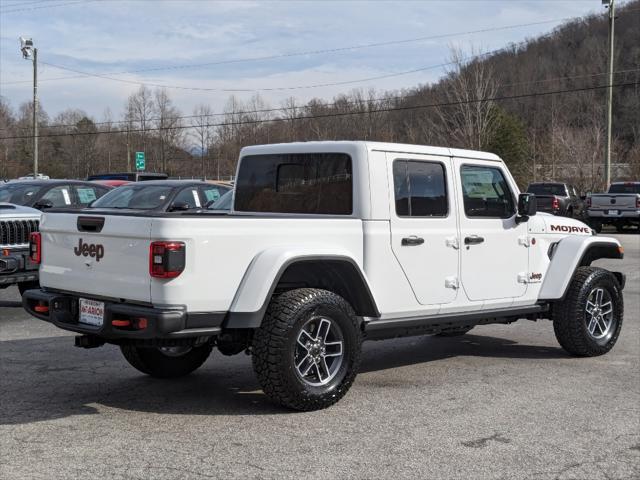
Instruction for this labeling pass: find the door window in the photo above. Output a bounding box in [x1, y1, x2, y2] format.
[393, 160, 448, 217]
[460, 166, 515, 218]
[74, 185, 108, 206]
[173, 187, 201, 208]
[41, 185, 72, 207]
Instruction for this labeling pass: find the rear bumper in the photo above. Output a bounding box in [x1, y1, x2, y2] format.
[0, 249, 38, 287]
[22, 289, 224, 340]
[588, 210, 640, 220]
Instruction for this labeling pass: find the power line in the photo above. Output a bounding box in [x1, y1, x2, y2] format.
[2, 68, 638, 132]
[3, 67, 637, 132]
[1, 81, 636, 141]
[0, 16, 576, 86]
[0, 0, 97, 14]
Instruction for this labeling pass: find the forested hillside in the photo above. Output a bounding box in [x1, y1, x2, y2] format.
[1, 0, 638, 191]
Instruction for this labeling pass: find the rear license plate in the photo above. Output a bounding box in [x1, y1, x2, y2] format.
[79, 298, 104, 327]
[607, 210, 619, 215]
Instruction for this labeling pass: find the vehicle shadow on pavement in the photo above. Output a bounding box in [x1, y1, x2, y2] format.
[359, 334, 568, 374]
[1, 333, 569, 425]
[0, 300, 22, 308]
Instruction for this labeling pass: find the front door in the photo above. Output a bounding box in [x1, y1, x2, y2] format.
[455, 159, 528, 301]
[389, 154, 459, 305]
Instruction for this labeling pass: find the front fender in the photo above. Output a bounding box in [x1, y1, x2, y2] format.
[226, 246, 366, 328]
[539, 235, 623, 300]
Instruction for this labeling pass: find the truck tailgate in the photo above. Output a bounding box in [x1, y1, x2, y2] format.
[39, 213, 153, 303]
[591, 194, 638, 210]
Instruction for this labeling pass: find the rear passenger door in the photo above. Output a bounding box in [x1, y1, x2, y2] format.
[388, 154, 459, 305]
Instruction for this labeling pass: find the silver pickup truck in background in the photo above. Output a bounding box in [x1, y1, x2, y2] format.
[587, 182, 640, 233]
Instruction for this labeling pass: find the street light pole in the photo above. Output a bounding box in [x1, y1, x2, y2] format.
[32, 47, 38, 177]
[604, 0, 615, 189]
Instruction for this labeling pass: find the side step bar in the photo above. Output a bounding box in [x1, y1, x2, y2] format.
[364, 304, 549, 341]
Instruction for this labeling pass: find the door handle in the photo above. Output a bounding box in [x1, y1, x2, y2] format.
[401, 236, 425, 246]
[464, 235, 485, 245]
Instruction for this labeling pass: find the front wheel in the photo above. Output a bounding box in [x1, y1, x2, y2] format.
[120, 343, 212, 378]
[252, 288, 362, 411]
[553, 267, 623, 357]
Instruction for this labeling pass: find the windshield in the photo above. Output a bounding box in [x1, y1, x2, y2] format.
[609, 184, 640, 194]
[208, 190, 233, 210]
[91, 185, 173, 209]
[526, 184, 566, 196]
[0, 183, 41, 205]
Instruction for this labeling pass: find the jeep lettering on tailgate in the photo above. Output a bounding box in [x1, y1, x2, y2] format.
[74, 238, 105, 262]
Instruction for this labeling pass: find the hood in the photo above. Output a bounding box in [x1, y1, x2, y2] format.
[0, 203, 42, 219]
[528, 212, 593, 236]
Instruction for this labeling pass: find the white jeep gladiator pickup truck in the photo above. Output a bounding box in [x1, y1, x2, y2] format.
[23, 141, 626, 411]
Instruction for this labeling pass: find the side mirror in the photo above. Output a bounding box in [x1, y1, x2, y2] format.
[168, 201, 191, 212]
[34, 199, 54, 210]
[516, 193, 537, 223]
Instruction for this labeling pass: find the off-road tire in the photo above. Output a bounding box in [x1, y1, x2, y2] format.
[436, 326, 474, 337]
[120, 343, 212, 378]
[553, 266, 623, 357]
[18, 281, 39, 296]
[252, 288, 362, 411]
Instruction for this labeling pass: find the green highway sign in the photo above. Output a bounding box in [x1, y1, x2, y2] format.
[135, 151, 145, 171]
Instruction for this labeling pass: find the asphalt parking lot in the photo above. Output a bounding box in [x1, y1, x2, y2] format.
[1, 232, 638, 480]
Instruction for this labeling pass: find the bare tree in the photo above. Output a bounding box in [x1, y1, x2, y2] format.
[153, 88, 182, 173]
[191, 104, 214, 179]
[430, 47, 498, 150]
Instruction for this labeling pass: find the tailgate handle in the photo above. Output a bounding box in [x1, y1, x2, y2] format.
[77, 216, 105, 233]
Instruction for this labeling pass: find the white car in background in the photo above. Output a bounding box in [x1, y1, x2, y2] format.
[0, 203, 40, 294]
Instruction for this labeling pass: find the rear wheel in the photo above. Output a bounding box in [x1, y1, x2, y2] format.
[252, 288, 362, 411]
[18, 281, 39, 296]
[120, 343, 212, 378]
[590, 220, 603, 233]
[553, 267, 623, 357]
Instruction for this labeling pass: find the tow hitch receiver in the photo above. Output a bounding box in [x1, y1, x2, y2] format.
[74, 335, 105, 349]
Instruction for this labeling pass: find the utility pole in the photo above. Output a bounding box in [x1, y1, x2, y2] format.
[19, 37, 38, 177]
[33, 47, 38, 177]
[604, 0, 615, 189]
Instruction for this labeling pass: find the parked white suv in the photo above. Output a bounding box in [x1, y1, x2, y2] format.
[24, 142, 625, 410]
[0, 203, 40, 294]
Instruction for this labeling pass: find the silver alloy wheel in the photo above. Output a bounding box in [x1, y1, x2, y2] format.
[294, 316, 344, 387]
[585, 287, 614, 340]
[158, 346, 193, 357]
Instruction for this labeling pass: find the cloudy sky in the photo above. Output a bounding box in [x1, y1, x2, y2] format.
[0, 0, 616, 122]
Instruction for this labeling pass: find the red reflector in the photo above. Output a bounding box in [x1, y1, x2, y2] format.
[34, 303, 49, 313]
[30, 232, 42, 264]
[112, 319, 131, 327]
[135, 317, 148, 330]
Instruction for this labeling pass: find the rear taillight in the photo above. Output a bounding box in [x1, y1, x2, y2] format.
[149, 241, 185, 278]
[636, 197, 640, 208]
[552, 197, 560, 210]
[29, 232, 41, 264]
[586, 197, 591, 208]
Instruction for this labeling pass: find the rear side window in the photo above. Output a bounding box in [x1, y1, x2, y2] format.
[235, 153, 352, 214]
[461, 165, 515, 218]
[609, 183, 640, 194]
[393, 160, 447, 217]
